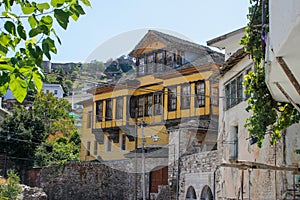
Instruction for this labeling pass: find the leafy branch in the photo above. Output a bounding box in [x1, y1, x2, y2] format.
[0, 0, 91, 103]
[241, 0, 300, 147]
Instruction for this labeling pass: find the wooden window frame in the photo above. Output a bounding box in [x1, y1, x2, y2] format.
[168, 87, 177, 111]
[96, 100, 103, 122]
[154, 93, 162, 115]
[181, 84, 191, 109]
[144, 94, 153, 116]
[130, 96, 137, 118]
[105, 99, 113, 121]
[116, 97, 123, 119]
[195, 81, 205, 108]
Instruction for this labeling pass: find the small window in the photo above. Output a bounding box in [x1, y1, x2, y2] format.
[181, 84, 190, 109]
[138, 57, 145, 75]
[94, 141, 98, 155]
[237, 74, 243, 103]
[154, 93, 162, 115]
[120, 134, 126, 151]
[195, 81, 205, 107]
[138, 96, 144, 117]
[105, 99, 112, 121]
[229, 126, 238, 160]
[230, 79, 237, 106]
[144, 95, 153, 116]
[96, 101, 103, 122]
[129, 96, 137, 118]
[168, 87, 177, 111]
[86, 141, 91, 156]
[54, 90, 58, 95]
[106, 136, 112, 152]
[116, 97, 123, 119]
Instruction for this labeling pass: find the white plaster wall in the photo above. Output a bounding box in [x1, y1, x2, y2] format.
[217, 55, 286, 199]
[269, 0, 300, 55]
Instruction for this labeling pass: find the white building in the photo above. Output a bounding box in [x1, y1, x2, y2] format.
[208, 27, 300, 199]
[266, 0, 300, 105]
[42, 84, 64, 99]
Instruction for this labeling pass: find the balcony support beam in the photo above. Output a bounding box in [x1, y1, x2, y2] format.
[276, 57, 300, 96]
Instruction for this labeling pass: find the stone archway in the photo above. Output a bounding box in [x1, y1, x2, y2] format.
[200, 185, 213, 200]
[185, 186, 197, 200]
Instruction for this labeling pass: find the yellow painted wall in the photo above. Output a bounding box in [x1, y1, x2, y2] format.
[80, 38, 220, 161]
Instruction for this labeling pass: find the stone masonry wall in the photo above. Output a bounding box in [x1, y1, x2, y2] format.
[40, 162, 142, 200]
[168, 150, 220, 199]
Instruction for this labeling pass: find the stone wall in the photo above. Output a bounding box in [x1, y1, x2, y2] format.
[168, 150, 220, 199]
[40, 162, 142, 200]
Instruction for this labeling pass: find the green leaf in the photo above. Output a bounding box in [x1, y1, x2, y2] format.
[41, 16, 53, 26]
[4, 21, 16, 35]
[33, 68, 44, 92]
[0, 44, 8, 56]
[22, 5, 36, 15]
[54, 9, 70, 30]
[0, 33, 11, 46]
[10, 74, 28, 103]
[71, 4, 85, 15]
[40, 25, 50, 35]
[51, 29, 61, 45]
[28, 15, 38, 28]
[71, 12, 79, 21]
[37, 3, 50, 12]
[29, 27, 43, 37]
[0, 71, 10, 96]
[80, 0, 91, 7]
[42, 37, 57, 60]
[0, 63, 14, 71]
[51, 0, 65, 7]
[17, 23, 27, 40]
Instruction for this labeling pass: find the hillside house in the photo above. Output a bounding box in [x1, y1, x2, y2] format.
[79, 30, 224, 199]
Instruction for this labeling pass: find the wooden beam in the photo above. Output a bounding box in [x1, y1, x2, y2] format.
[276, 57, 300, 96]
[219, 160, 300, 172]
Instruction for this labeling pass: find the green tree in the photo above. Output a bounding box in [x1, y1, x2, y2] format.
[0, 0, 91, 103]
[34, 133, 80, 167]
[32, 92, 80, 166]
[0, 92, 80, 171]
[0, 170, 22, 200]
[241, 0, 300, 146]
[0, 106, 46, 170]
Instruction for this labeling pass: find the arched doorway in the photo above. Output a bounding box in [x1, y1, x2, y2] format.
[200, 185, 213, 200]
[185, 186, 197, 200]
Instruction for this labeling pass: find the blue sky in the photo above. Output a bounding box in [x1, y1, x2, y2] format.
[52, 0, 250, 63]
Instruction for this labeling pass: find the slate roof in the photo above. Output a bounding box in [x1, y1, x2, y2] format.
[220, 48, 248, 76]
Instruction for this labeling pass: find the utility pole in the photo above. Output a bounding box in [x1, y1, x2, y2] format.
[176, 130, 181, 200]
[141, 120, 147, 200]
